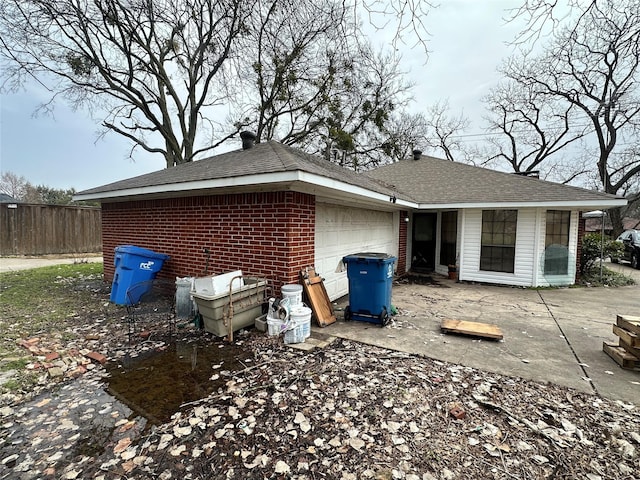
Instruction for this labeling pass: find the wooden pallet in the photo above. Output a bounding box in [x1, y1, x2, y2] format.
[603, 342, 640, 371]
[612, 324, 640, 348]
[616, 315, 640, 336]
[440, 319, 503, 340]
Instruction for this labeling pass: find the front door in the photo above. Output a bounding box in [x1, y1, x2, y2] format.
[411, 213, 437, 272]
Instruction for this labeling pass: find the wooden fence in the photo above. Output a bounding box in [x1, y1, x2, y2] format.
[0, 203, 102, 255]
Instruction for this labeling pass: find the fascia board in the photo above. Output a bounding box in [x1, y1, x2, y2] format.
[415, 199, 628, 210]
[74, 170, 406, 205]
[73, 171, 302, 201]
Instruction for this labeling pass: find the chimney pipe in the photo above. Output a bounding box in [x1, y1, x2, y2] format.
[240, 131, 257, 150]
[412, 149, 422, 161]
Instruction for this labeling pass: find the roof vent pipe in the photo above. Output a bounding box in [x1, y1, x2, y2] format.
[240, 131, 257, 150]
[412, 149, 422, 161]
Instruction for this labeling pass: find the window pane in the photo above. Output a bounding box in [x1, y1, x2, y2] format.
[544, 210, 570, 275]
[481, 210, 517, 273]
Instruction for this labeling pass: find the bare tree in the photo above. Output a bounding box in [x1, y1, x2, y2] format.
[313, 46, 421, 170]
[1, 0, 435, 171]
[419, 99, 470, 162]
[482, 79, 589, 181]
[0, 0, 259, 168]
[503, 0, 640, 234]
[0, 171, 29, 200]
[239, 0, 354, 146]
[240, 12, 424, 172]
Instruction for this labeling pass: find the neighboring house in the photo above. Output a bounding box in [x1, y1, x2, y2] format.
[74, 139, 625, 299]
[584, 217, 640, 236]
[0, 193, 20, 204]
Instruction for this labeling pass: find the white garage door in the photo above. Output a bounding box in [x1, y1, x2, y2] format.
[315, 203, 398, 300]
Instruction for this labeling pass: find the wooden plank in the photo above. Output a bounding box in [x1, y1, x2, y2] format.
[300, 268, 336, 327]
[603, 341, 640, 371]
[612, 324, 640, 348]
[618, 338, 640, 359]
[616, 315, 640, 336]
[440, 319, 503, 340]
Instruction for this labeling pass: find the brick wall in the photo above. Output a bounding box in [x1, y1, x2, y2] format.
[575, 213, 586, 281]
[102, 191, 315, 293]
[397, 211, 409, 274]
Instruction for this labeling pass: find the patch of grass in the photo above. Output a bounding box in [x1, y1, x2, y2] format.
[2, 379, 20, 391]
[0, 262, 104, 355]
[580, 266, 636, 287]
[0, 358, 30, 371]
[0, 262, 106, 397]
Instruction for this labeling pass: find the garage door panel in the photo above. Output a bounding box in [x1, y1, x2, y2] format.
[315, 203, 396, 301]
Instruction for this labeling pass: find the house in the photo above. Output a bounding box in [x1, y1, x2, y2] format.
[74, 137, 626, 299]
[584, 217, 639, 236]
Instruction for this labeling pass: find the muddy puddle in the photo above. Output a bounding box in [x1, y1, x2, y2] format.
[105, 339, 250, 426]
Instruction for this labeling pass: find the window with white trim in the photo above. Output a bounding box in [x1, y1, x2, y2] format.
[480, 210, 517, 273]
[544, 210, 570, 275]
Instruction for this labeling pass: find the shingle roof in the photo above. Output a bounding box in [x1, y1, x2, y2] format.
[78, 141, 400, 198]
[77, 141, 623, 207]
[0, 193, 20, 203]
[365, 154, 621, 205]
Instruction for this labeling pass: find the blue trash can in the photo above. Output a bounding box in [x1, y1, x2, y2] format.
[342, 252, 396, 326]
[110, 245, 170, 305]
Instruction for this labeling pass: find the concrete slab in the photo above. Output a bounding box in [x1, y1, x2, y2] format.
[313, 275, 639, 405]
[0, 254, 103, 273]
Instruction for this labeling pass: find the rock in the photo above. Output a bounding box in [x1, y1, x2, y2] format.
[48, 367, 64, 378]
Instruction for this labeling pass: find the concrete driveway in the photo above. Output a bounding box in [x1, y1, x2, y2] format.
[320, 263, 639, 406]
[0, 254, 103, 273]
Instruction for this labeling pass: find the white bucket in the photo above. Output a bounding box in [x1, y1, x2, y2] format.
[281, 284, 303, 307]
[175, 277, 194, 318]
[267, 316, 287, 336]
[289, 306, 312, 340]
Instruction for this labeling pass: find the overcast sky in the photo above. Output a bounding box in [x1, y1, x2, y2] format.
[0, 1, 523, 192]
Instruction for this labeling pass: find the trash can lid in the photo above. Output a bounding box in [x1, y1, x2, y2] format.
[115, 245, 170, 260]
[343, 252, 395, 260]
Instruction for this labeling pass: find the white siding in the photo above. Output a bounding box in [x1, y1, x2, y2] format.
[315, 203, 397, 300]
[460, 208, 538, 287]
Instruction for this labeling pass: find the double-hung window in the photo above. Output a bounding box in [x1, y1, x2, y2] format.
[480, 210, 517, 273]
[544, 210, 570, 275]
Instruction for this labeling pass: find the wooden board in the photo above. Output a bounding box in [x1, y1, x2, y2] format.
[300, 267, 336, 327]
[440, 319, 503, 340]
[603, 341, 640, 371]
[618, 338, 640, 359]
[612, 324, 640, 348]
[616, 315, 640, 336]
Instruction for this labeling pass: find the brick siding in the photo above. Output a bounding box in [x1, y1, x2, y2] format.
[102, 192, 315, 293]
[397, 211, 409, 274]
[575, 214, 586, 281]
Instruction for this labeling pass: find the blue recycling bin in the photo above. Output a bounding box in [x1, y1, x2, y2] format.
[110, 245, 170, 305]
[343, 252, 396, 326]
